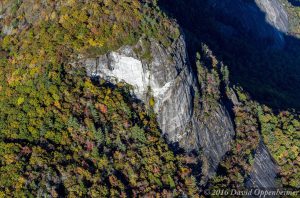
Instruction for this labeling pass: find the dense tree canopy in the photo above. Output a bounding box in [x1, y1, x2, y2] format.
[0, 0, 299, 197]
[0, 0, 199, 197]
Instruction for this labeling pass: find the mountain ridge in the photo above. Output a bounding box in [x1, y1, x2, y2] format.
[0, 0, 299, 196]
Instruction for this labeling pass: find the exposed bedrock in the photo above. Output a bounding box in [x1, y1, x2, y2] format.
[80, 36, 235, 178]
[207, 0, 289, 48]
[193, 104, 235, 178]
[246, 142, 279, 188]
[76, 0, 287, 185]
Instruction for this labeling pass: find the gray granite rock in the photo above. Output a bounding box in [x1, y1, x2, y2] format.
[255, 0, 289, 33]
[194, 104, 235, 178]
[79, 36, 235, 178]
[246, 142, 279, 188]
[81, 37, 196, 144]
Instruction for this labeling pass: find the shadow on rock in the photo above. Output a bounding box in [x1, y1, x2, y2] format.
[159, 0, 300, 111]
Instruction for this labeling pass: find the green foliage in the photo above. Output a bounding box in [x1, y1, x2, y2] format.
[198, 46, 299, 190]
[0, 0, 179, 57]
[208, 73, 300, 189]
[258, 106, 300, 188]
[209, 90, 261, 189]
[0, 60, 198, 197]
[0, 1, 197, 197]
[131, 125, 147, 143]
[195, 46, 222, 115]
[280, 0, 300, 35]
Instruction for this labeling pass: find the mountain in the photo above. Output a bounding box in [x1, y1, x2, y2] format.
[0, 0, 299, 197]
[160, 0, 300, 110]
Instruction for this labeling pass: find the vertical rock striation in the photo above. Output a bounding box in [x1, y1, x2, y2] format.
[255, 0, 289, 33]
[78, 0, 287, 185]
[82, 36, 196, 145]
[246, 142, 279, 188]
[193, 104, 235, 178]
[80, 36, 235, 178]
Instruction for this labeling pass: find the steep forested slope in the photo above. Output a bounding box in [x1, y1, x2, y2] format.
[194, 46, 300, 189]
[0, 0, 199, 197]
[0, 0, 299, 197]
[159, 0, 300, 189]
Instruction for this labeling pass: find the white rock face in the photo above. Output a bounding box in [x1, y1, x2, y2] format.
[80, 36, 235, 178]
[85, 52, 149, 99]
[82, 37, 195, 143]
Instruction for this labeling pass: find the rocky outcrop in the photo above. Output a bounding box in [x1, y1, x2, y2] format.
[246, 142, 279, 188]
[207, 0, 289, 48]
[82, 36, 196, 145]
[194, 104, 235, 178]
[255, 0, 289, 33]
[80, 36, 235, 177]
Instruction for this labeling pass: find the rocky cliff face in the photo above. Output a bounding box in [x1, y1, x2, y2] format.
[79, 0, 287, 186]
[203, 0, 284, 188]
[246, 142, 279, 188]
[207, 0, 289, 48]
[80, 36, 235, 178]
[193, 104, 235, 178]
[82, 36, 196, 145]
[255, 0, 289, 32]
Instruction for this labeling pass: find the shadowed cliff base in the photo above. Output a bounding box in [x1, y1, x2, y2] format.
[159, 0, 300, 111]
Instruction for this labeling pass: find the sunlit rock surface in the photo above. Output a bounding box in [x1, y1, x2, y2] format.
[82, 37, 196, 144]
[72, 0, 289, 185]
[81, 36, 235, 177]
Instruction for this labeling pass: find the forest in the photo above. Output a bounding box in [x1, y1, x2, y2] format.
[0, 0, 299, 197]
[159, 0, 300, 110]
[0, 0, 200, 196]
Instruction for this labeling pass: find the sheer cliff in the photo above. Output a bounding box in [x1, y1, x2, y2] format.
[160, 0, 300, 110]
[80, 36, 235, 180]
[246, 142, 279, 188]
[0, 0, 299, 196]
